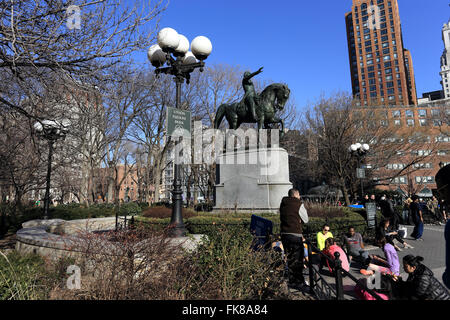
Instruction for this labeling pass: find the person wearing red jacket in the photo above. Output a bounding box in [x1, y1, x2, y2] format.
[322, 237, 350, 273]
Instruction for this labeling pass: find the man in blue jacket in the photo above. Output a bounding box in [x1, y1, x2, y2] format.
[444, 219, 450, 289]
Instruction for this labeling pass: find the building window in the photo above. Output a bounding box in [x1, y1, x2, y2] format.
[415, 176, 435, 184]
[394, 119, 401, 126]
[407, 119, 414, 126]
[405, 110, 414, 118]
[392, 110, 401, 118]
[436, 135, 450, 142]
[419, 119, 427, 126]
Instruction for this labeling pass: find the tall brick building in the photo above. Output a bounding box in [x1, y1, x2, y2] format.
[345, 0, 417, 106]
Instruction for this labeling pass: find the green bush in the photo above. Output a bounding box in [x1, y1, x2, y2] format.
[118, 202, 142, 216]
[136, 207, 371, 243]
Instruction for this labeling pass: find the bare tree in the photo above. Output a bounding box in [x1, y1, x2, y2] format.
[302, 93, 440, 205]
[0, 0, 168, 118]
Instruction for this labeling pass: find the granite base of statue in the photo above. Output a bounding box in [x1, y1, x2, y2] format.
[213, 147, 292, 213]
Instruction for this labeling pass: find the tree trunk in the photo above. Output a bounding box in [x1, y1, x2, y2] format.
[341, 181, 351, 206]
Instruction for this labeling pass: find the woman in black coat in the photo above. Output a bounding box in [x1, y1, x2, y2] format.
[394, 255, 450, 300]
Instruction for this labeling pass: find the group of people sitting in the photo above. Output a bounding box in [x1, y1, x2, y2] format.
[278, 188, 450, 300]
[309, 224, 450, 300]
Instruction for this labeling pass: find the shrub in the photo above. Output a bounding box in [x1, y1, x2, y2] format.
[49, 225, 289, 300]
[142, 206, 196, 219]
[178, 225, 289, 300]
[118, 202, 142, 216]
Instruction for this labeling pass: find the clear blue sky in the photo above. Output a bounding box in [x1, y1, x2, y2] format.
[133, 0, 450, 110]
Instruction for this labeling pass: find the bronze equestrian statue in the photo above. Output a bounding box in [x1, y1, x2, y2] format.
[213, 67, 290, 135]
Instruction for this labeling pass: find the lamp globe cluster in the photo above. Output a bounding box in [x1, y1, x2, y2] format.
[147, 27, 212, 67]
[348, 143, 370, 154]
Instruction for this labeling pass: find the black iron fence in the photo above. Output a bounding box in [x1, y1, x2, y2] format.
[304, 239, 384, 300]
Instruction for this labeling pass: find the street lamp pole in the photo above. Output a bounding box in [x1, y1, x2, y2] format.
[148, 28, 212, 237]
[34, 120, 70, 220]
[43, 138, 55, 220]
[349, 143, 370, 203]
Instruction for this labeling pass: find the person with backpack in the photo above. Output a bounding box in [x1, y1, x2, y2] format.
[393, 255, 450, 300]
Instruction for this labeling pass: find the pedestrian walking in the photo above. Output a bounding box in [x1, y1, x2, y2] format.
[410, 195, 424, 241]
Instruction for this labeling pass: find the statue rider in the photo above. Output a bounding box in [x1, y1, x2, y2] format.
[243, 67, 263, 121]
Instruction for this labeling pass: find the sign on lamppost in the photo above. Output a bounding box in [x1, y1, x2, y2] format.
[167, 107, 191, 138]
[366, 202, 377, 229]
[356, 168, 366, 179]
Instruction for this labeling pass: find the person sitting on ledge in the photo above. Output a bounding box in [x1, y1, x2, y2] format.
[392, 255, 450, 300]
[376, 218, 410, 251]
[343, 226, 370, 268]
[322, 237, 350, 273]
[360, 236, 400, 277]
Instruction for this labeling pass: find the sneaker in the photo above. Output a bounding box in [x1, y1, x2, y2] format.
[417, 238, 424, 241]
[360, 269, 374, 276]
[404, 243, 414, 249]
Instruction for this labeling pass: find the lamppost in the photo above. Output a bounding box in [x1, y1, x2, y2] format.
[348, 143, 370, 203]
[147, 27, 212, 237]
[33, 119, 70, 219]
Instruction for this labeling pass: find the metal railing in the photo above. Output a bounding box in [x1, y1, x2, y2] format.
[304, 239, 385, 300]
[123, 215, 384, 300]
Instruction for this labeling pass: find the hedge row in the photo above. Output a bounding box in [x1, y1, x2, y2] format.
[2, 202, 142, 234]
[135, 207, 377, 243]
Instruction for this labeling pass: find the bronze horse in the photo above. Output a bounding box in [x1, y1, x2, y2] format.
[214, 83, 290, 133]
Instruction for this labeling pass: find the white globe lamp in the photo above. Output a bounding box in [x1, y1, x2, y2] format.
[174, 34, 190, 56]
[147, 44, 166, 67]
[183, 51, 197, 64]
[157, 27, 180, 52]
[191, 36, 212, 60]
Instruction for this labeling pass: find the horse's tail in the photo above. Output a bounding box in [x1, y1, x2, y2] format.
[214, 104, 227, 129]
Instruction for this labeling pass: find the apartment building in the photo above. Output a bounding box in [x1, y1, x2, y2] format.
[345, 0, 417, 106]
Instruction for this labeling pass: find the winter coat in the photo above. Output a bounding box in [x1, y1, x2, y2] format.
[404, 264, 450, 300]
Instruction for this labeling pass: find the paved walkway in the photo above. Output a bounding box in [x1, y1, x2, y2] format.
[290, 223, 447, 299]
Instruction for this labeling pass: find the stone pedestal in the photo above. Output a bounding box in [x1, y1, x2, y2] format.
[214, 147, 292, 213]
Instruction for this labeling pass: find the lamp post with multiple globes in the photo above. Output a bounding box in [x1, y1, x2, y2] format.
[348, 143, 370, 203]
[33, 119, 70, 219]
[147, 27, 212, 237]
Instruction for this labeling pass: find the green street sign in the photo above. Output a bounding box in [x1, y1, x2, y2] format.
[166, 107, 191, 138]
